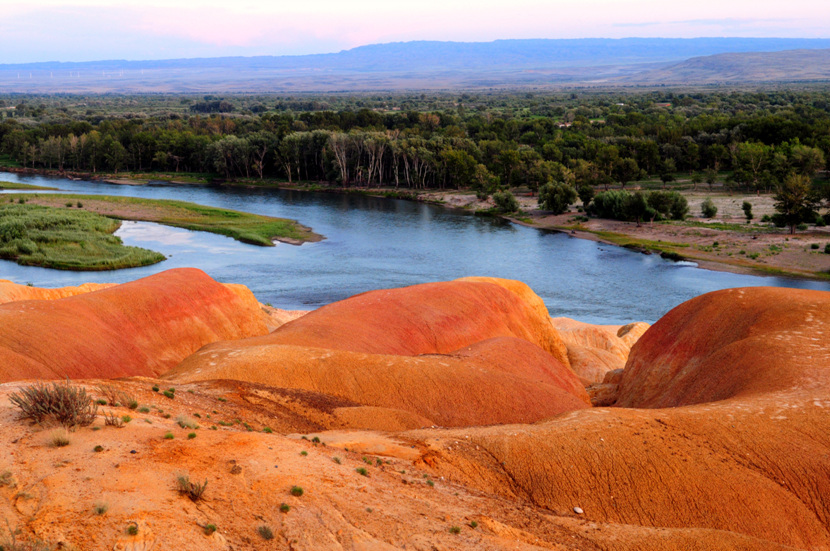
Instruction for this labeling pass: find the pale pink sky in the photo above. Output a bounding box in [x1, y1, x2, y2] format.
[1, 0, 829, 63]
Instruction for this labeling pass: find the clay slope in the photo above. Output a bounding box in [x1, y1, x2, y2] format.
[241, 278, 570, 366]
[411, 287, 830, 550]
[0, 268, 270, 383]
[616, 286, 830, 408]
[551, 318, 649, 383]
[0, 279, 116, 304]
[167, 336, 590, 427]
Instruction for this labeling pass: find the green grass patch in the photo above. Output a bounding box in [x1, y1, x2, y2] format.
[8, 193, 322, 247]
[0, 202, 165, 270]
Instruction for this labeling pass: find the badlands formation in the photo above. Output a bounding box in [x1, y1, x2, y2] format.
[0, 268, 828, 550]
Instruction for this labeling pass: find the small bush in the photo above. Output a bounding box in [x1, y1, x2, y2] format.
[163, 432, 174, 440]
[93, 502, 109, 515]
[203, 524, 217, 536]
[263, 427, 272, 433]
[152, 385, 159, 392]
[176, 415, 197, 429]
[176, 475, 208, 501]
[50, 428, 71, 447]
[742, 201, 754, 220]
[300, 451, 308, 456]
[187, 433, 196, 439]
[825, 243, 830, 254]
[127, 524, 139, 536]
[10, 381, 98, 428]
[258, 525, 274, 540]
[104, 412, 124, 428]
[449, 526, 461, 534]
[94, 445, 104, 452]
[356, 468, 368, 477]
[701, 198, 717, 218]
[469, 521, 479, 528]
[797, 223, 809, 231]
[127, 400, 138, 410]
[121, 415, 132, 424]
[816, 215, 826, 227]
[138, 407, 150, 413]
[290, 486, 304, 497]
[96, 384, 129, 407]
[492, 190, 520, 214]
[761, 214, 772, 223]
[811, 243, 820, 250]
[332, 457, 342, 465]
[280, 503, 290, 513]
[162, 390, 175, 399]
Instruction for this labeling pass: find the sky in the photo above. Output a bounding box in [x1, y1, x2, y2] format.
[1, 0, 829, 63]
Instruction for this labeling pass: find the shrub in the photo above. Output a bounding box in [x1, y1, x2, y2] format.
[538, 181, 577, 214]
[290, 486, 304, 497]
[96, 384, 129, 407]
[176, 475, 208, 501]
[701, 198, 718, 218]
[469, 521, 479, 529]
[332, 457, 342, 464]
[300, 451, 308, 456]
[152, 385, 159, 392]
[647, 190, 688, 221]
[138, 407, 150, 413]
[449, 526, 461, 534]
[104, 412, 124, 428]
[811, 243, 820, 250]
[587, 190, 630, 220]
[742, 201, 754, 220]
[162, 390, 175, 399]
[825, 243, 830, 254]
[356, 468, 368, 477]
[280, 503, 290, 513]
[127, 400, 139, 410]
[816, 215, 826, 227]
[203, 524, 217, 536]
[257, 526, 274, 540]
[50, 428, 71, 447]
[127, 524, 139, 536]
[176, 415, 197, 429]
[10, 381, 97, 428]
[93, 502, 109, 515]
[797, 223, 809, 231]
[577, 184, 595, 207]
[121, 415, 132, 424]
[492, 190, 519, 214]
[163, 432, 174, 440]
[94, 445, 104, 452]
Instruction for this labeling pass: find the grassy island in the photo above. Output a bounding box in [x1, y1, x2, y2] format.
[0, 194, 322, 271]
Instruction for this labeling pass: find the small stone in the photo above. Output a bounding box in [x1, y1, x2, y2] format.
[573, 507, 584, 514]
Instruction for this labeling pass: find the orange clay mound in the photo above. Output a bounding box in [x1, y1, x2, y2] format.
[0, 279, 116, 304]
[616, 286, 830, 408]
[167, 336, 590, 427]
[0, 268, 270, 383]
[246, 278, 570, 367]
[551, 318, 649, 383]
[407, 286, 830, 549]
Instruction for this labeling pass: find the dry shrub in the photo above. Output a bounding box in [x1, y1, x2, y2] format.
[9, 381, 97, 429]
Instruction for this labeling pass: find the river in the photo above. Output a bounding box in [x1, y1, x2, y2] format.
[1, 172, 827, 325]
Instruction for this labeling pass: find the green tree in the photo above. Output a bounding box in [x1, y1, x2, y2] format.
[701, 198, 718, 218]
[773, 173, 821, 234]
[742, 201, 754, 221]
[538, 181, 577, 214]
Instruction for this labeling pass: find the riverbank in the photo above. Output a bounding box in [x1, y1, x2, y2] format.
[4, 167, 828, 281]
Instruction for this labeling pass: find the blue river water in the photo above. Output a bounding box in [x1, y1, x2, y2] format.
[1, 172, 827, 325]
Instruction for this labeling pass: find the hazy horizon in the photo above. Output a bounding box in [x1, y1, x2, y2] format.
[2, 0, 829, 64]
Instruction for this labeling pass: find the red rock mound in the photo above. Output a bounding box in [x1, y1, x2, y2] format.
[0, 268, 270, 383]
[167, 336, 589, 427]
[412, 286, 830, 549]
[616, 286, 830, 408]
[0, 279, 116, 304]
[250, 278, 570, 367]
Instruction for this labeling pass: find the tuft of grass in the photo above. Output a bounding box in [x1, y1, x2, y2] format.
[300, 451, 308, 456]
[449, 526, 461, 535]
[356, 468, 368, 477]
[93, 501, 109, 515]
[176, 415, 198, 429]
[332, 457, 342, 465]
[279, 503, 290, 513]
[176, 474, 208, 502]
[127, 524, 139, 536]
[151, 385, 159, 392]
[121, 415, 132, 424]
[10, 380, 97, 428]
[263, 427, 272, 433]
[104, 412, 124, 428]
[138, 407, 150, 414]
[49, 428, 71, 448]
[469, 521, 478, 528]
[203, 524, 217, 536]
[163, 432, 174, 440]
[187, 433, 196, 439]
[162, 390, 175, 399]
[290, 486, 304, 497]
[93, 445, 104, 453]
[257, 525, 274, 540]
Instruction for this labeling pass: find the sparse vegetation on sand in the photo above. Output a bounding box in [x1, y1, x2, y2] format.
[176, 474, 208, 501]
[0, 181, 57, 191]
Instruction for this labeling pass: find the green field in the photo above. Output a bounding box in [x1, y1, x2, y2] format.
[0, 202, 165, 270]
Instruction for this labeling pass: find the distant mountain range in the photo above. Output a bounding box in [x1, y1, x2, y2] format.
[2, 38, 830, 93]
